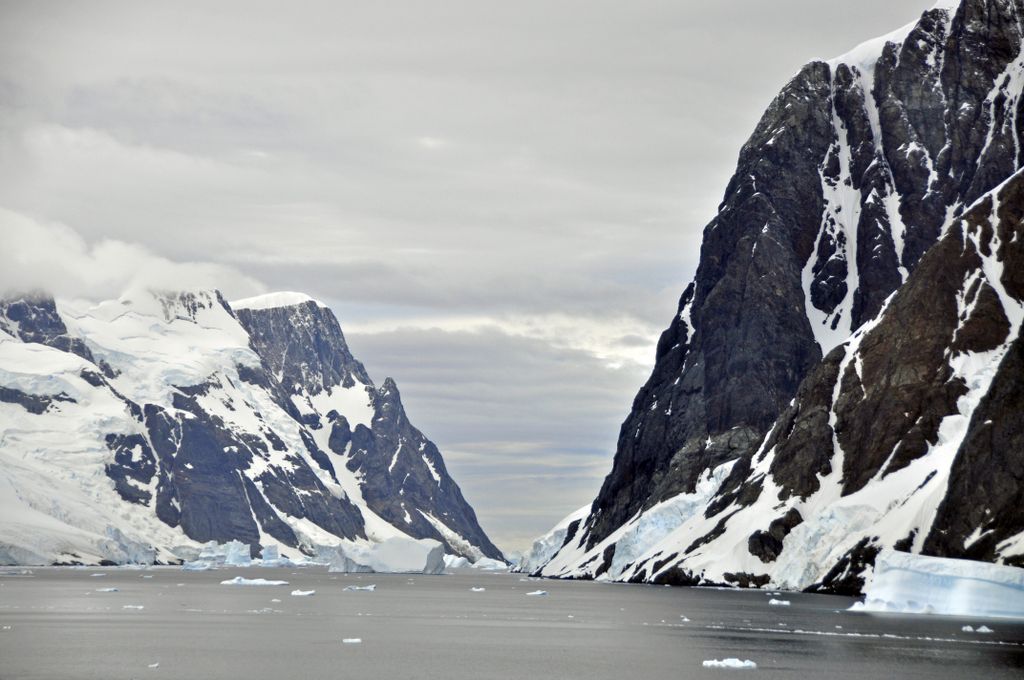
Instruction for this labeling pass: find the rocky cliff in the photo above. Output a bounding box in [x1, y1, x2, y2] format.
[0, 289, 502, 564]
[525, 0, 1024, 591]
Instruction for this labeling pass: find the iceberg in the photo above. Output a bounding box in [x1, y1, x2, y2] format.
[220, 577, 289, 586]
[702, 659, 757, 669]
[223, 540, 252, 567]
[854, 550, 1024, 619]
[260, 545, 281, 566]
[444, 555, 471, 570]
[471, 557, 509, 571]
[327, 537, 446, 574]
[290, 589, 315, 597]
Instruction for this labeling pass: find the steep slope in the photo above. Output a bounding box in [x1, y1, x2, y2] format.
[531, 166, 1024, 590]
[0, 289, 501, 564]
[527, 0, 1024, 587]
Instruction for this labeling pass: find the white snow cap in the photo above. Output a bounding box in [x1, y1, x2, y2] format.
[230, 291, 326, 311]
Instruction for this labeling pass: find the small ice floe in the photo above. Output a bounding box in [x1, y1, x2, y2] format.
[142, 575, 154, 579]
[90, 573, 107, 577]
[342, 638, 362, 644]
[680, 615, 690, 622]
[963, 625, 994, 634]
[525, 590, 548, 597]
[768, 599, 791, 606]
[220, 577, 289, 586]
[122, 605, 145, 610]
[271, 598, 282, 603]
[470, 587, 486, 592]
[148, 662, 160, 669]
[96, 587, 119, 593]
[344, 585, 376, 592]
[2, 625, 12, 631]
[702, 658, 757, 670]
[291, 589, 316, 597]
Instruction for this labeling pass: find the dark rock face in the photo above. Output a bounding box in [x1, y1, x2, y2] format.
[0, 386, 75, 414]
[342, 378, 504, 560]
[0, 295, 100, 368]
[236, 302, 504, 561]
[748, 509, 803, 563]
[582, 0, 1024, 551]
[234, 300, 371, 392]
[528, 0, 1024, 591]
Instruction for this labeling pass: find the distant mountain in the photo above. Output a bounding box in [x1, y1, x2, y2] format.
[522, 0, 1024, 591]
[0, 289, 502, 565]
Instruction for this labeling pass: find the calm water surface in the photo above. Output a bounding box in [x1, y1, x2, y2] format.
[1, 567, 1022, 679]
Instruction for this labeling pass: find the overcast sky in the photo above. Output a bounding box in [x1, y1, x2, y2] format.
[0, 0, 938, 552]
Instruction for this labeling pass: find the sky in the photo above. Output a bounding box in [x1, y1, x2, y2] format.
[0, 0, 938, 552]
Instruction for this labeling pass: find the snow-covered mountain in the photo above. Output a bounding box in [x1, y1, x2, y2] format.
[0, 289, 502, 565]
[523, 0, 1024, 592]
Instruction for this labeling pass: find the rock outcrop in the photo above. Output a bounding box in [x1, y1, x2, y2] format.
[525, 0, 1024, 591]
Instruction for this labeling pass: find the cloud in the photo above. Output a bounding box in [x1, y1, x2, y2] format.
[0, 207, 264, 301]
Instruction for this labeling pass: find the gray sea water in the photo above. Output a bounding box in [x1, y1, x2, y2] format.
[1, 567, 1022, 679]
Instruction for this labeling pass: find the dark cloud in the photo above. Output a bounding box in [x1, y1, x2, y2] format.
[0, 0, 939, 549]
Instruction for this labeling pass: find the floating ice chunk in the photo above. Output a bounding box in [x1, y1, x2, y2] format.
[271, 598, 282, 603]
[95, 587, 119, 592]
[444, 555, 471, 570]
[122, 605, 145, 610]
[90, 573, 107, 577]
[344, 584, 376, 592]
[525, 590, 548, 596]
[141, 575, 153, 579]
[148, 662, 160, 669]
[220, 577, 289, 586]
[976, 625, 994, 634]
[962, 625, 974, 632]
[702, 658, 757, 669]
[471, 557, 509, 571]
[470, 587, 486, 592]
[224, 541, 252, 567]
[182, 561, 214, 571]
[768, 599, 791, 607]
[260, 545, 284, 567]
[328, 538, 445, 574]
[342, 638, 362, 644]
[855, 550, 1024, 618]
[291, 589, 316, 597]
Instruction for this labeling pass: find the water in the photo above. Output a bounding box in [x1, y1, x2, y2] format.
[1, 567, 1022, 679]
